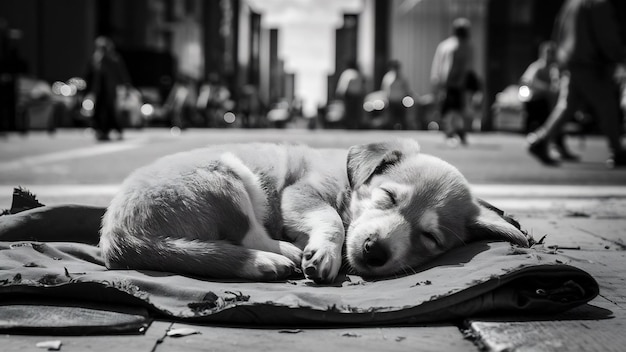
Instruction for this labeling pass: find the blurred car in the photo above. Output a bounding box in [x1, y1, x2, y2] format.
[322, 99, 346, 128]
[16, 76, 77, 132]
[492, 84, 595, 134]
[491, 84, 526, 132]
[117, 86, 145, 128]
[363, 90, 415, 129]
[135, 87, 167, 126]
[362, 90, 388, 129]
[266, 99, 292, 128]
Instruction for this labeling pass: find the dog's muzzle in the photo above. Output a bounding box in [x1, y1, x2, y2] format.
[362, 238, 389, 267]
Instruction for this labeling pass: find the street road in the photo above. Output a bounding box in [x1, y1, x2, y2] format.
[1, 128, 625, 215]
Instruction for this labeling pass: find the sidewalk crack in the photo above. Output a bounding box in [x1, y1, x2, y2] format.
[150, 322, 174, 352]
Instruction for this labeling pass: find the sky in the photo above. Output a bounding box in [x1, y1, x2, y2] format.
[247, 0, 363, 116]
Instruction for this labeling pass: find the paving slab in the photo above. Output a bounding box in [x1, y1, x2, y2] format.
[469, 213, 626, 352]
[470, 296, 625, 352]
[153, 324, 475, 352]
[0, 321, 170, 352]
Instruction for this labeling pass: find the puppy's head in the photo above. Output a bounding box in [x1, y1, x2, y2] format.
[345, 139, 529, 278]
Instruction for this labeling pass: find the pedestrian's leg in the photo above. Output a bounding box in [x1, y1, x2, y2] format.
[581, 70, 626, 166]
[93, 101, 108, 141]
[554, 133, 580, 161]
[528, 73, 579, 165]
[111, 100, 124, 140]
[443, 110, 463, 147]
[103, 100, 117, 139]
[453, 110, 467, 145]
[95, 99, 115, 141]
[592, 90, 623, 154]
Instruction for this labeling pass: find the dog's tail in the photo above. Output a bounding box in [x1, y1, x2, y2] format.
[101, 237, 300, 281]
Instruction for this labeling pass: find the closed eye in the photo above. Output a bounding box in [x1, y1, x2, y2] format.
[422, 231, 440, 246]
[382, 188, 397, 206]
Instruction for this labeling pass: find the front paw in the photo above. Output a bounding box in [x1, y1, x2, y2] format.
[302, 240, 342, 284]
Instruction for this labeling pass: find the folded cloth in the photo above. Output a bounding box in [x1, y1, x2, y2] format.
[0, 188, 599, 333]
[0, 239, 598, 334]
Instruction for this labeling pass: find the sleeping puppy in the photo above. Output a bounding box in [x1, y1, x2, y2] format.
[99, 139, 529, 283]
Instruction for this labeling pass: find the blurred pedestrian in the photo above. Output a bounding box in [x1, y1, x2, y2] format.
[85, 36, 130, 141]
[527, 0, 626, 167]
[521, 42, 578, 160]
[381, 59, 412, 129]
[197, 72, 231, 127]
[336, 59, 365, 129]
[464, 70, 483, 133]
[431, 18, 474, 146]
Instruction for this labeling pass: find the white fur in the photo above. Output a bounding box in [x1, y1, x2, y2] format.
[299, 208, 345, 283]
[220, 152, 268, 224]
[100, 139, 529, 283]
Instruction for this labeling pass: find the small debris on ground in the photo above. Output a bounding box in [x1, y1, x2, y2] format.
[411, 280, 432, 287]
[565, 210, 591, 218]
[547, 245, 581, 250]
[278, 329, 303, 334]
[533, 234, 548, 246]
[166, 328, 201, 337]
[36, 340, 62, 350]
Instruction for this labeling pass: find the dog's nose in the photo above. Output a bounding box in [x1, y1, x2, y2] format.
[363, 239, 388, 267]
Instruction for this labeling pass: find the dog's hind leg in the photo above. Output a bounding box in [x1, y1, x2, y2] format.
[237, 194, 302, 267]
[161, 238, 299, 281]
[104, 237, 298, 281]
[220, 152, 302, 266]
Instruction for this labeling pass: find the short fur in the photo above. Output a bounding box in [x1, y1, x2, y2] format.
[100, 139, 529, 283]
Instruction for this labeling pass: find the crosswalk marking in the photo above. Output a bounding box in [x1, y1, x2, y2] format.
[471, 184, 626, 198]
[1, 184, 624, 198]
[0, 184, 624, 211]
[0, 139, 146, 172]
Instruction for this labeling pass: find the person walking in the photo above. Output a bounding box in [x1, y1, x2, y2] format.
[85, 36, 131, 141]
[381, 60, 412, 130]
[527, 0, 626, 167]
[336, 60, 366, 129]
[521, 41, 579, 160]
[431, 18, 474, 146]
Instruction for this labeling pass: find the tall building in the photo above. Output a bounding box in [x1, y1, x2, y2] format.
[328, 14, 359, 103]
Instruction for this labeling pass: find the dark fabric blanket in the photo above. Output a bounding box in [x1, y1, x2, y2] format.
[0, 238, 598, 334]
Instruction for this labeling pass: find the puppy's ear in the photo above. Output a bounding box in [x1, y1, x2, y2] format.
[466, 199, 530, 247]
[346, 139, 420, 188]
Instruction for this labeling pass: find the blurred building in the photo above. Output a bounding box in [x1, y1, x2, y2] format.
[0, 0, 295, 128]
[0, 0, 95, 83]
[327, 14, 360, 103]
